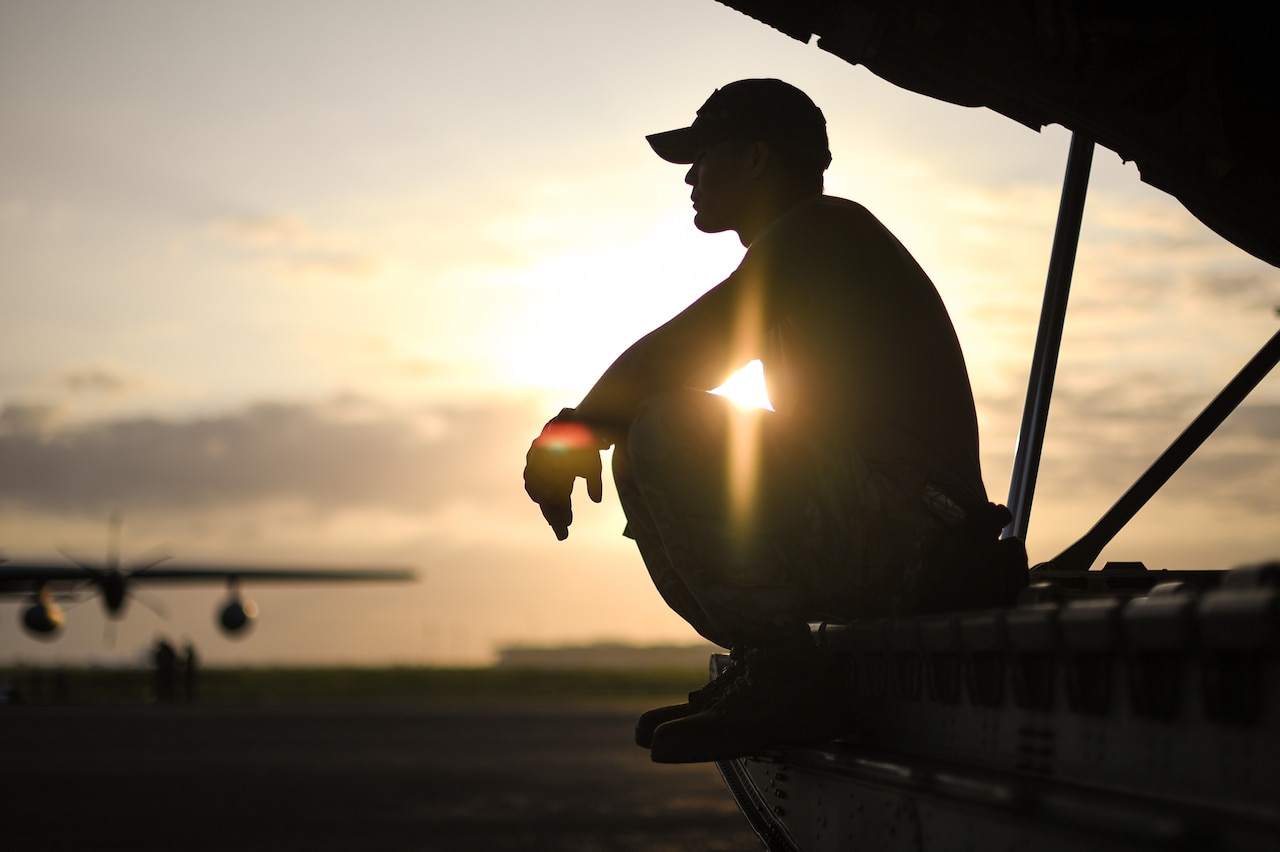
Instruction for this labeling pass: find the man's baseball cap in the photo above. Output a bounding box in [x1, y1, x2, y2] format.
[646, 79, 831, 169]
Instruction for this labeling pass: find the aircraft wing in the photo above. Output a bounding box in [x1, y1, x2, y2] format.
[0, 562, 416, 596]
[83, 564, 416, 583]
[0, 564, 94, 597]
[717, 0, 1280, 267]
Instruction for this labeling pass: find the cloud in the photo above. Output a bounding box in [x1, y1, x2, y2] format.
[1078, 194, 1280, 312]
[57, 366, 140, 395]
[209, 215, 304, 248]
[280, 252, 381, 279]
[1192, 271, 1280, 312]
[0, 402, 66, 439]
[0, 396, 545, 517]
[1029, 378, 1280, 516]
[1054, 373, 1201, 427]
[1221, 402, 1280, 442]
[208, 214, 381, 280]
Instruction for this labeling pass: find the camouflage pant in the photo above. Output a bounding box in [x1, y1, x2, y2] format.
[613, 390, 964, 650]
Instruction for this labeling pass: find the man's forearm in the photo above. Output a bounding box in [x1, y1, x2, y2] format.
[571, 328, 708, 443]
[571, 270, 758, 438]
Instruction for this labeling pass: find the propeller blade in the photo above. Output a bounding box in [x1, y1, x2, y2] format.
[131, 590, 170, 620]
[128, 546, 175, 577]
[58, 547, 103, 577]
[60, 594, 96, 613]
[108, 511, 123, 569]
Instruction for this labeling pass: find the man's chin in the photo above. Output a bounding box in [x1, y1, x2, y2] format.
[693, 213, 732, 235]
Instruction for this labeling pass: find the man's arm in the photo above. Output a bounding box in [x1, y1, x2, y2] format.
[572, 267, 768, 439]
[523, 266, 772, 540]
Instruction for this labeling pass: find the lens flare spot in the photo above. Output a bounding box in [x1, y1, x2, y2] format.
[710, 360, 774, 411]
[536, 421, 599, 452]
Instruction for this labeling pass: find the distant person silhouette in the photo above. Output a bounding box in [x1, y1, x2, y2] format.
[152, 636, 178, 704]
[182, 642, 199, 703]
[523, 79, 1026, 763]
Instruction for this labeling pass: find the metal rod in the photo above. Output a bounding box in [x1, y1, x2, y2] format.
[1004, 133, 1095, 542]
[1048, 327, 1280, 572]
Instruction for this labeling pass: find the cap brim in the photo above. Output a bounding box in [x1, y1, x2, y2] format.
[645, 126, 700, 164]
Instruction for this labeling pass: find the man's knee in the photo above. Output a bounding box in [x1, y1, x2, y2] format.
[626, 389, 729, 466]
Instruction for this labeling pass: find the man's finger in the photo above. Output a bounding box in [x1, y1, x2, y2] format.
[586, 464, 603, 503]
[539, 501, 572, 541]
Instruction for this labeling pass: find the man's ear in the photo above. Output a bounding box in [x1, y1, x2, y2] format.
[744, 141, 771, 179]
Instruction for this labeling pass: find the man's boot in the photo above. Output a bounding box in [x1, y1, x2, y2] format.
[648, 645, 849, 763]
[635, 651, 743, 748]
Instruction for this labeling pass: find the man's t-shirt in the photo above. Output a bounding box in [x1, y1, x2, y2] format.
[737, 195, 987, 511]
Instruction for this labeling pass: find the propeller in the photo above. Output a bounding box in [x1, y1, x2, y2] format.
[53, 515, 174, 641]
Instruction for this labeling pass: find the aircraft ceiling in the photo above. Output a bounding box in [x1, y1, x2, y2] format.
[717, 0, 1280, 268]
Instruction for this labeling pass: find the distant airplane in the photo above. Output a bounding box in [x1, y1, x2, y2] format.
[0, 516, 417, 641]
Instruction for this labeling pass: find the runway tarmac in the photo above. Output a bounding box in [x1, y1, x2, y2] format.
[1, 702, 762, 851]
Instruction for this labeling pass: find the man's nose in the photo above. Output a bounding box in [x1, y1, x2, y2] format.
[684, 164, 697, 186]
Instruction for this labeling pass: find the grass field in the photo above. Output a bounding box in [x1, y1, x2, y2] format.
[0, 664, 709, 705]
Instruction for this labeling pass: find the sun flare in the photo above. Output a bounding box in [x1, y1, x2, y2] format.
[710, 360, 774, 411]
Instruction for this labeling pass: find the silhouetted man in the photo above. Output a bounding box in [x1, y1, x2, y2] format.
[524, 79, 1023, 763]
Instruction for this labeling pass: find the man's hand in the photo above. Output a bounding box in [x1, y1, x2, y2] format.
[523, 409, 604, 541]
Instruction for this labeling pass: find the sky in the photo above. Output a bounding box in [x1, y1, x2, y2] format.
[2, 0, 1278, 666]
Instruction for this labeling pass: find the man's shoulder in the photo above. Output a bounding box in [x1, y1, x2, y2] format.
[805, 194, 876, 220]
[813, 194, 870, 217]
[765, 195, 879, 241]
[749, 196, 883, 261]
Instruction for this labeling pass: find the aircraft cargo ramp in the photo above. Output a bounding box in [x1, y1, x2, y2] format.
[717, 563, 1280, 851]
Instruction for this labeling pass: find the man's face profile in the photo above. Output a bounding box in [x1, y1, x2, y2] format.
[684, 139, 756, 236]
